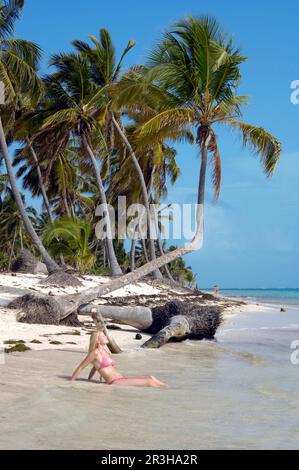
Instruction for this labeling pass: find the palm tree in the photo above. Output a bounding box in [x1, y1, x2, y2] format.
[0, 190, 38, 270]
[139, 17, 281, 207]
[74, 30, 164, 278]
[0, 0, 60, 273]
[33, 52, 122, 276]
[86, 15, 281, 289]
[43, 216, 95, 274]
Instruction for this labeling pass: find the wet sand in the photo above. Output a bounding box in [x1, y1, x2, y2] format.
[1, 305, 299, 450]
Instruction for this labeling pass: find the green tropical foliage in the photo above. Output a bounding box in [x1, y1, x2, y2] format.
[43, 217, 95, 274]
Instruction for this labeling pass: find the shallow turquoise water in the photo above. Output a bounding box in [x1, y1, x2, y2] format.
[2, 306, 299, 449]
[209, 288, 299, 305]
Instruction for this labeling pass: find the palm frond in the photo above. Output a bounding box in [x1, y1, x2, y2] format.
[231, 120, 282, 176]
[0, 0, 24, 38]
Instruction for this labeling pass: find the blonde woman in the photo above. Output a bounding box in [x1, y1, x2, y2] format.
[71, 330, 168, 388]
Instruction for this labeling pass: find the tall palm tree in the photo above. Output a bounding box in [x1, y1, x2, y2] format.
[0, 0, 60, 273]
[90, 15, 282, 288]
[74, 30, 164, 278]
[33, 52, 122, 276]
[139, 17, 281, 206]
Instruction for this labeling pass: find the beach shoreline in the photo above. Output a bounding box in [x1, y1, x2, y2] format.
[1, 296, 298, 450]
[0, 272, 258, 354]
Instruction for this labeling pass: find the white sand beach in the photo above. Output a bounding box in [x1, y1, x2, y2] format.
[0, 272, 258, 353]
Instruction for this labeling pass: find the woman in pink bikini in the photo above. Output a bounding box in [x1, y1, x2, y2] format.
[71, 330, 168, 388]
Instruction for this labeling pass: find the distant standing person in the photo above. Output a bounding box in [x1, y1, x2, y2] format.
[214, 285, 219, 296]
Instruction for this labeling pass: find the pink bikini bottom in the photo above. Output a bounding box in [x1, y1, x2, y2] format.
[108, 375, 126, 385]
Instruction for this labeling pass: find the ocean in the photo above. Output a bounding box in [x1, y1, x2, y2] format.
[2, 303, 299, 449]
[209, 288, 299, 306]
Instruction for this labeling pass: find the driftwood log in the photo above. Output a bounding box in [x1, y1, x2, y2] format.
[79, 301, 223, 349]
[91, 311, 122, 354]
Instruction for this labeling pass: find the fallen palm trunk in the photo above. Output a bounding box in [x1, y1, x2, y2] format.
[8, 207, 203, 324]
[79, 301, 222, 348]
[91, 311, 122, 354]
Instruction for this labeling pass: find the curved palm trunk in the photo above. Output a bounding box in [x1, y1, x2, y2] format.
[62, 136, 210, 310]
[0, 117, 60, 274]
[147, 165, 174, 281]
[152, 202, 175, 282]
[82, 136, 122, 276]
[112, 115, 162, 279]
[27, 139, 54, 222]
[11, 136, 208, 319]
[11, 203, 204, 321]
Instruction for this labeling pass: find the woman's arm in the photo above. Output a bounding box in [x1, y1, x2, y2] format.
[88, 366, 97, 381]
[71, 351, 96, 381]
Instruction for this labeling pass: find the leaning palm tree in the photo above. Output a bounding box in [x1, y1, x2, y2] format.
[0, 0, 60, 273]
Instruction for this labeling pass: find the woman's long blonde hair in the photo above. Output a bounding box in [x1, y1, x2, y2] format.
[88, 329, 104, 353]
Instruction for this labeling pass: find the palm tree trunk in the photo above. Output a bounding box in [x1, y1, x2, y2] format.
[8, 225, 17, 271]
[198, 135, 211, 205]
[19, 226, 23, 250]
[148, 165, 175, 282]
[57, 217, 204, 320]
[153, 209, 175, 282]
[130, 237, 136, 271]
[103, 241, 106, 268]
[27, 139, 66, 268]
[12, 200, 204, 322]
[27, 139, 54, 223]
[0, 117, 60, 274]
[82, 135, 122, 276]
[112, 115, 162, 279]
[140, 226, 150, 263]
[12, 136, 208, 320]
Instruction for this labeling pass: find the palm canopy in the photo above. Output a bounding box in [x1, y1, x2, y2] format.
[0, 0, 42, 132]
[42, 216, 95, 274]
[20, 53, 109, 171]
[0, 0, 24, 38]
[125, 16, 281, 201]
[73, 28, 135, 87]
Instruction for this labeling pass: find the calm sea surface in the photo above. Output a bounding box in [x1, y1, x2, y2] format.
[210, 288, 299, 306]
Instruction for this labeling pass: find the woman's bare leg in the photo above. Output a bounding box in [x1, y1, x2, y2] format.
[113, 376, 168, 388]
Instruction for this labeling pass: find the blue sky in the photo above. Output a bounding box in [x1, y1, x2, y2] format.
[14, 0, 299, 288]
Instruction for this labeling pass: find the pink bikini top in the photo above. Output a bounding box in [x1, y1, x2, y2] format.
[99, 348, 116, 370]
